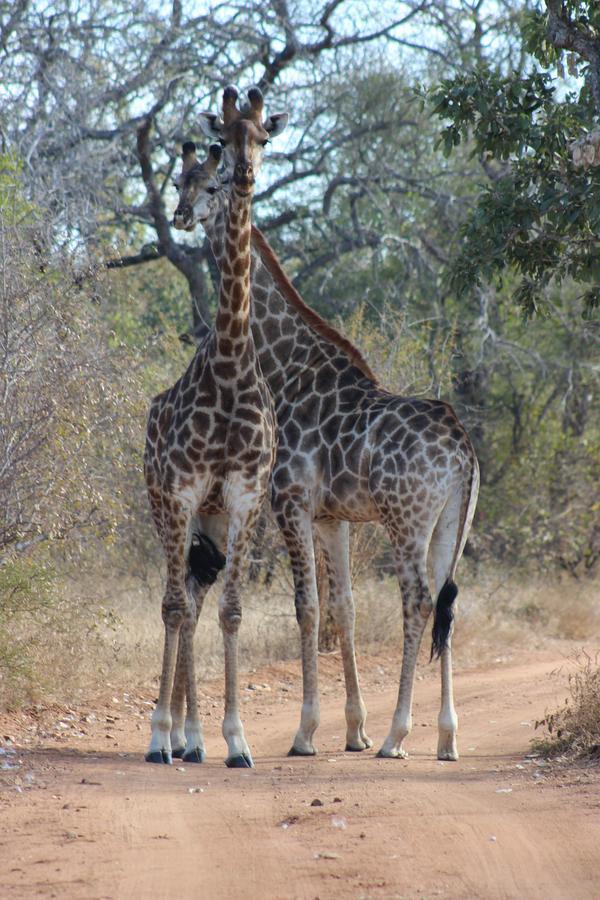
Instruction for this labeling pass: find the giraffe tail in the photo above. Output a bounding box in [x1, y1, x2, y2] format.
[188, 532, 226, 587]
[430, 580, 459, 660]
[430, 453, 480, 661]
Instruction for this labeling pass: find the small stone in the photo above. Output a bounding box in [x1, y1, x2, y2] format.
[315, 852, 340, 860]
[310, 798, 324, 807]
[176, 767, 185, 773]
[333, 797, 342, 803]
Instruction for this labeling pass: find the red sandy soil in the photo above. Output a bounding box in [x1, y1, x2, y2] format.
[1, 646, 599, 899]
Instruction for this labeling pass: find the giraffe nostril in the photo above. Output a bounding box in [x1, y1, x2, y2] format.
[173, 207, 192, 229]
[234, 163, 253, 182]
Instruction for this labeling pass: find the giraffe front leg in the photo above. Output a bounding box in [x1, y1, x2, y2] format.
[170, 637, 187, 759]
[179, 612, 206, 764]
[147, 597, 186, 765]
[276, 504, 320, 757]
[377, 551, 432, 759]
[220, 502, 261, 768]
[315, 520, 371, 752]
[170, 579, 211, 761]
[147, 515, 190, 765]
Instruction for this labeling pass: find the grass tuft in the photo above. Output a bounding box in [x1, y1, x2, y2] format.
[533, 650, 600, 760]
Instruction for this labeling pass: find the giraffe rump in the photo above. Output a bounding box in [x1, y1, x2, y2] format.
[188, 532, 226, 587]
[430, 579, 458, 660]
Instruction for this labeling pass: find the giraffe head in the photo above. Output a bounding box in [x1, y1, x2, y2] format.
[198, 86, 288, 195]
[172, 142, 223, 231]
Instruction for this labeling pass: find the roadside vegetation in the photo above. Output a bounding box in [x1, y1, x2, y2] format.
[534, 651, 600, 760]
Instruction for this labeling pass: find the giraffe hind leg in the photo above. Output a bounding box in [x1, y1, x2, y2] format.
[431, 580, 459, 761]
[429, 495, 463, 761]
[376, 544, 433, 759]
[275, 503, 320, 757]
[314, 520, 371, 752]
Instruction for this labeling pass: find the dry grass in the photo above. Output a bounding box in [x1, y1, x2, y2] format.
[2, 556, 598, 710]
[455, 569, 600, 660]
[105, 574, 299, 691]
[532, 650, 600, 760]
[352, 566, 600, 663]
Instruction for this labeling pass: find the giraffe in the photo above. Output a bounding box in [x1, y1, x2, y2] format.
[174, 103, 479, 763]
[144, 86, 287, 767]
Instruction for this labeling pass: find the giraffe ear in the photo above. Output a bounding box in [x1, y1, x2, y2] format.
[264, 112, 288, 138]
[198, 112, 224, 141]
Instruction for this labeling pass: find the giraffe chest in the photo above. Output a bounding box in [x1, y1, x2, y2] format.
[151, 368, 275, 504]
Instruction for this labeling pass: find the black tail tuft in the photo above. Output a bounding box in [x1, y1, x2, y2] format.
[430, 579, 459, 661]
[188, 532, 226, 587]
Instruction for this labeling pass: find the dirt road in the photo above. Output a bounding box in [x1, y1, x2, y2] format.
[1, 647, 599, 900]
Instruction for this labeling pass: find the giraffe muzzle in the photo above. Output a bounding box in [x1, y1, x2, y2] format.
[173, 207, 194, 230]
[233, 163, 254, 192]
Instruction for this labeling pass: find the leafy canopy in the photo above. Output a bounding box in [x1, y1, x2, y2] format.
[428, 5, 600, 318]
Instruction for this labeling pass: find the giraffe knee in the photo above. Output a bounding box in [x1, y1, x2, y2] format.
[219, 594, 242, 633]
[329, 594, 354, 630]
[162, 605, 184, 629]
[295, 595, 318, 629]
[419, 595, 434, 619]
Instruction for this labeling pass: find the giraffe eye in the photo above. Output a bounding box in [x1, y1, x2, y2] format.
[206, 187, 217, 195]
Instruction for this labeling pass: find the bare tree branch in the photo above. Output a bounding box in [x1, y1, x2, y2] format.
[545, 0, 600, 116]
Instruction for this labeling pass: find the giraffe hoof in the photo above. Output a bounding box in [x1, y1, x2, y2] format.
[182, 747, 206, 764]
[287, 746, 316, 757]
[437, 749, 459, 761]
[361, 733, 374, 749]
[225, 753, 253, 768]
[171, 746, 186, 759]
[375, 747, 409, 760]
[145, 749, 172, 765]
[345, 743, 367, 752]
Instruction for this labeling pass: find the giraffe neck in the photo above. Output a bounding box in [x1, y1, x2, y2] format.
[205, 195, 366, 395]
[214, 186, 252, 358]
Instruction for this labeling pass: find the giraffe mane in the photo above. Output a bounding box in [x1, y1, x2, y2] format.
[251, 226, 380, 385]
